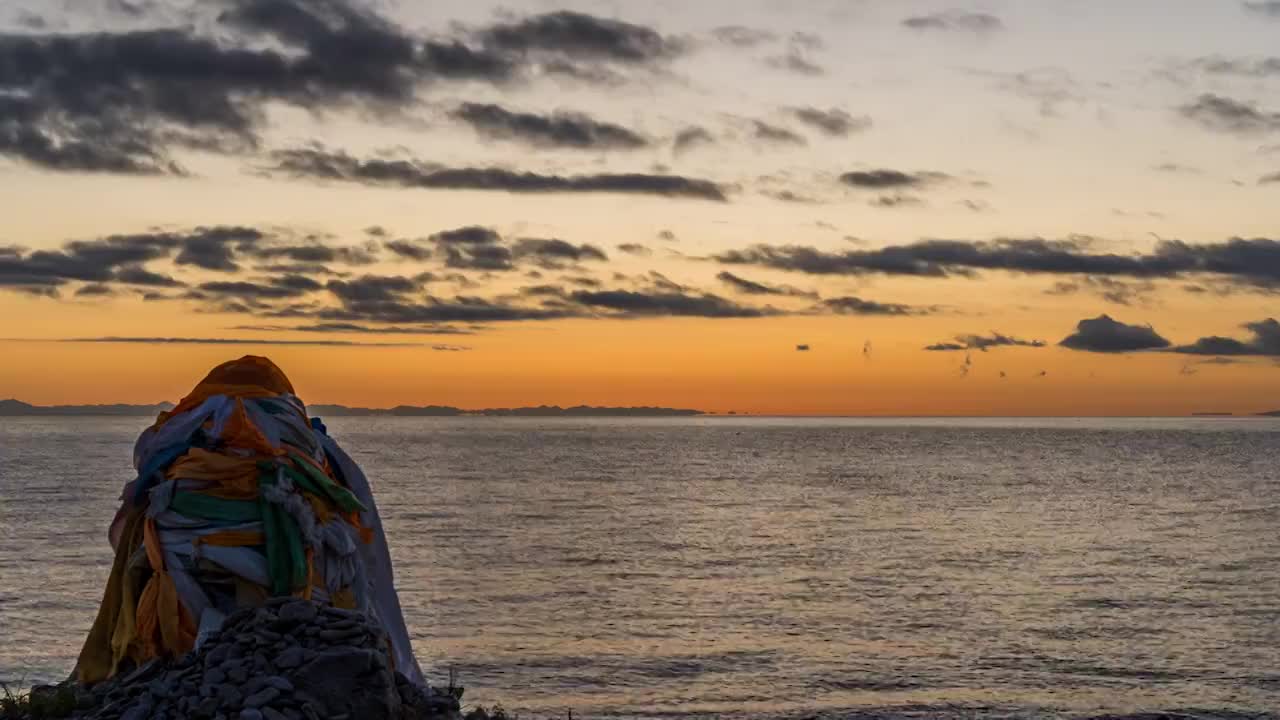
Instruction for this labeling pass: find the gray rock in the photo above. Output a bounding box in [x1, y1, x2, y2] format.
[243, 687, 280, 709]
[274, 646, 306, 670]
[216, 684, 244, 709]
[278, 600, 319, 626]
[205, 668, 227, 685]
[239, 709, 264, 720]
[262, 708, 290, 720]
[120, 699, 153, 720]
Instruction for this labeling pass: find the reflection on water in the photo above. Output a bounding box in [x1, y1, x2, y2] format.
[2, 416, 1278, 719]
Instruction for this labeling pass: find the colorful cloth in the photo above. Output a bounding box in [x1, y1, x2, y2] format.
[76, 356, 425, 686]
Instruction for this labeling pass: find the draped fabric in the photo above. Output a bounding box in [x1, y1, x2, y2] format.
[76, 356, 425, 687]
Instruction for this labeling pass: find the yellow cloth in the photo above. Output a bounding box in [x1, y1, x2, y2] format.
[76, 508, 146, 684]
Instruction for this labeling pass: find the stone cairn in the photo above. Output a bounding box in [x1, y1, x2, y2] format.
[40, 600, 462, 720]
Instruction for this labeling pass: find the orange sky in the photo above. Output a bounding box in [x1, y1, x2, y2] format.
[2, 1, 1279, 415]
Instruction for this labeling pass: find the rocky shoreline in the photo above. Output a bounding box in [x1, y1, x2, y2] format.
[3, 600, 464, 720]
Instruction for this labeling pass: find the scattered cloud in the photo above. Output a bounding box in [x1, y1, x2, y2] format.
[1179, 94, 1280, 135]
[267, 146, 728, 201]
[870, 194, 925, 209]
[1188, 56, 1280, 78]
[1153, 163, 1202, 175]
[512, 238, 609, 268]
[765, 51, 824, 77]
[716, 271, 817, 298]
[1059, 315, 1171, 353]
[1244, 2, 1280, 18]
[710, 26, 778, 48]
[42, 336, 429, 347]
[925, 332, 1046, 352]
[1045, 276, 1157, 306]
[788, 107, 872, 137]
[235, 323, 473, 336]
[796, 344, 811, 352]
[902, 10, 1004, 34]
[451, 102, 648, 150]
[479, 10, 684, 65]
[714, 235, 1280, 290]
[617, 243, 652, 256]
[840, 170, 951, 190]
[673, 126, 716, 154]
[1172, 318, 1280, 356]
[751, 121, 807, 146]
[820, 296, 930, 316]
[569, 289, 779, 318]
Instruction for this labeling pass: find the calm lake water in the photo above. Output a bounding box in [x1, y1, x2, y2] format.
[1, 416, 1278, 719]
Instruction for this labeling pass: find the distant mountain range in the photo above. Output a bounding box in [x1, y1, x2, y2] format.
[0, 399, 174, 416]
[309, 404, 706, 417]
[1, 399, 704, 418]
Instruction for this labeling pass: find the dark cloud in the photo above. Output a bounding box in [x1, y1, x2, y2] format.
[710, 26, 778, 48]
[1179, 94, 1280, 135]
[173, 226, 268, 272]
[820, 297, 928, 316]
[50, 336, 425, 347]
[512, 238, 608, 268]
[75, 283, 116, 297]
[840, 170, 951, 190]
[268, 146, 728, 201]
[429, 229, 512, 270]
[763, 190, 819, 203]
[902, 10, 1004, 33]
[657, 230, 678, 242]
[1059, 315, 1171, 353]
[0, 2, 687, 175]
[429, 226, 502, 246]
[198, 280, 314, 300]
[235, 322, 473, 335]
[318, 296, 577, 324]
[569, 289, 777, 318]
[1045, 276, 1156, 306]
[452, 102, 648, 150]
[747, 120, 804, 146]
[925, 332, 1046, 352]
[1260, 171, 1280, 185]
[327, 275, 421, 303]
[1172, 318, 1280, 356]
[244, 242, 377, 266]
[479, 10, 683, 64]
[870, 194, 924, 209]
[716, 271, 817, 298]
[796, 344, 810, 352]
[1244, 2, 1280, 17]
[384, 239, 433, 261]
[1153, 162, 1202, 174]
[673, 126, 715, 154]
[114, 266, 185, 287]
[765, 51, 824, 76]
[1189, 56, 1280, 78]
[714, 236, 1280, 290]
[616, 243, 652, 256]
[0, 229, 201, 292]
[788, 107, 871, 137]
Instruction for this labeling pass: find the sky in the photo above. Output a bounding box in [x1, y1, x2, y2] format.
[2, 0, 1280, 415]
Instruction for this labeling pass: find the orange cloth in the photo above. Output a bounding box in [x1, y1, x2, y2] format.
[168, 449, 261, 499]
[155, 355, 299, 425]
[135, 518, 196, 660]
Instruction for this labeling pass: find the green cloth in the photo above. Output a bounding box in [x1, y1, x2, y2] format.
[169, 493, 261, 523]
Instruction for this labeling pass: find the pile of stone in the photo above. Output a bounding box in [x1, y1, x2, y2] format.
[50, 599, 461, 720]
